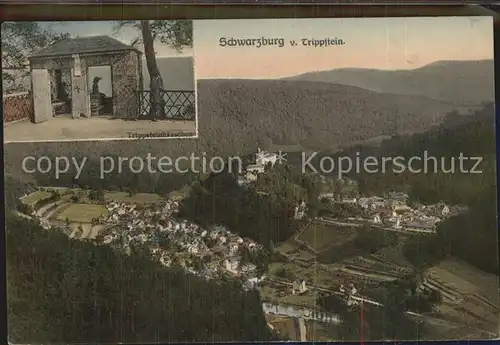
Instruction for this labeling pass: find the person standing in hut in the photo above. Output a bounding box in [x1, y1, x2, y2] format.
[92, 77, 107, 115]
[92, 77, 106, 104]
[92, 76, 102, 94]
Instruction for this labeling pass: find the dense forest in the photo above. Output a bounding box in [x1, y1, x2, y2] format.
[6, 213, 274, 343]
[178, 163, 322, 248]
[197, 79, 465, 151]
[326, 103, 495, 204]
[403, 186, 498, 275]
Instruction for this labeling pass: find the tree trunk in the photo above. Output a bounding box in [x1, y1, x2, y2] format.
[141, 20, 165, 120]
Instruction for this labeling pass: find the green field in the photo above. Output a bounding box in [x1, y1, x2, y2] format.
[298, 222, 357, 252]
[293, 249, 317, 261]
[41, 186, 71, 192]
[21, 190, 52, 206]
[104, 192, 163, 204]
[269, 262, 324, 284]
[268, 259, 343, 292]
[276, 241, 301, 255]
[275, 237, 317, 260]
[167, 185, 191, 201]
[260, 283, 317, 309]
[55, 204, 108, 223]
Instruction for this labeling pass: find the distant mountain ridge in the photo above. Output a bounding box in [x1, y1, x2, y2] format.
[285, 60, 494, 105]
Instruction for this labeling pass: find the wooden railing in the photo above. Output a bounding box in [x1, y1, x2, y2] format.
[137, 89, 195, 120]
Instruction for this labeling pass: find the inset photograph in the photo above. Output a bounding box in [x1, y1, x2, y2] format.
[2, 21, 196, 142]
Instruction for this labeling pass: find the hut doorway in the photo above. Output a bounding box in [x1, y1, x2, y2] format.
[87, 65, 113, 116]
[51, 68, 72, 117]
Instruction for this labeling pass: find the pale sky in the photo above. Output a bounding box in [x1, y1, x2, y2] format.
[194, 17, 494, 79]
[39, 21, 193, 58]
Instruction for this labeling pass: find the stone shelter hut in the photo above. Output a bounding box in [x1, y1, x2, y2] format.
[28, 35, 143, 121]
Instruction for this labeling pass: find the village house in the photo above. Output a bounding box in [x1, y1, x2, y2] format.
[371, 213, 382, 224]
[421, 203, 451, 218]
[357, 197, 370, 209]
[224, 255, 242, 275]
[340, 283, 358, 296]
[386, 191, 409, 202]
[386, 217, 402, 229]
[341, 197, 357, 204]
[319, 192, 335, 201]
[384, 209, 398, 218]
[440, 204, 450, 216]
[229, 243, 240, 256]
[256, 148, 278, 166]
[385, 198, 410, 211]
[375, 209, 399, 224]
[292, 280, 308, 295]
[340, 283, 359, 306]
[294, 200, 307, 219]
[187, 244, 199, 254]
[239, 149, 280, 184]
[358, 196, 385, 210]
[345, 178, 357, 186]
[392, 203, 411, 212]
[243, 276, 265, 292]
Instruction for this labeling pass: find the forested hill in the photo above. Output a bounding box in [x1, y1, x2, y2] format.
[197, 79, 465, 151]
[321, 103, 498, 275]
[324, 103, 496, 205]
[6, 213, 273, 343]
[403, 185, 498, 275]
